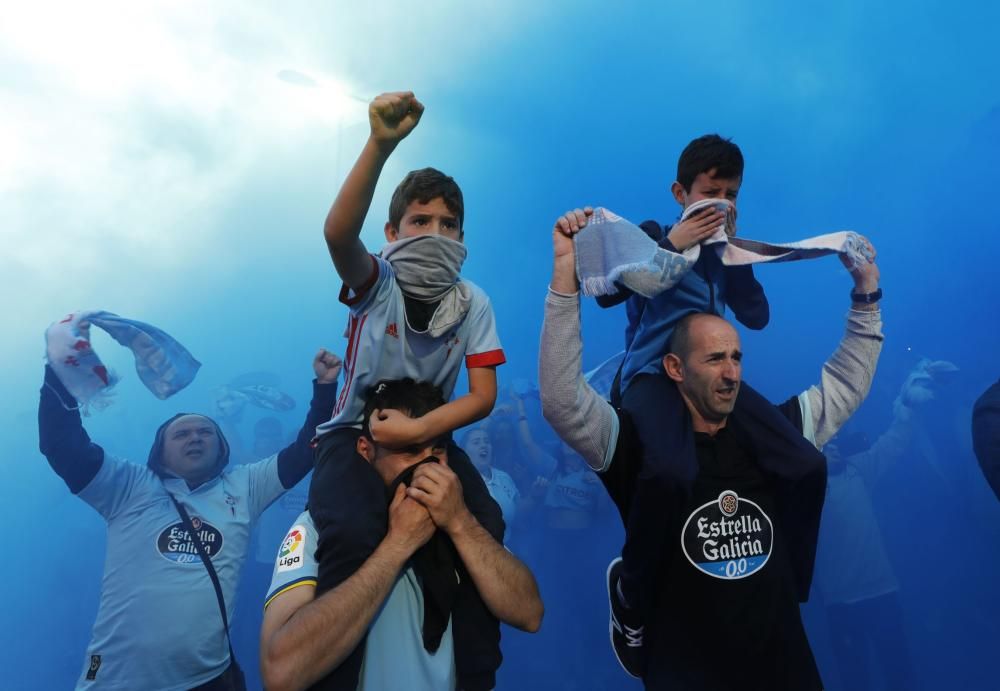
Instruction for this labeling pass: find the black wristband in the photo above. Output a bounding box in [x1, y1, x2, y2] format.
[850, 287, 883, 304]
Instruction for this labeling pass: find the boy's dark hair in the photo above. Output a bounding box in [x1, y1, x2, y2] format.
[361, 378, 447, 440]
[388, 167, 465, 231]
[676, 134, 744, 192]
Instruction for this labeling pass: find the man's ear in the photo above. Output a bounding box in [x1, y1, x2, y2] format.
[356, 435, 376, 463]
[384, 222, 399, 242]
[662, 353, 684, 383]
[670, 181, 687, 209]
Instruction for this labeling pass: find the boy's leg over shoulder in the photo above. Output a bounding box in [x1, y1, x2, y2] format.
[733, 382, 825, 479]
[618, 373, 695, 610]
[309, 428, 389, 595]
[733, 381, 827, 601]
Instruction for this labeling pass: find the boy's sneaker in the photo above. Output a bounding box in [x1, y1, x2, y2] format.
[606, 557, 645, 678]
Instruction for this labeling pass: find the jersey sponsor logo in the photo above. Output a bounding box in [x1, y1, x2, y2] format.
[681, 490, 773, 580]
[156, 518, 225, 564]
[385, 323, 399, 338]
[277, 524, 307, 572]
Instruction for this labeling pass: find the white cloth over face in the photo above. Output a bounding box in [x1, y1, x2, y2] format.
[680, 198, 874, 269]
[574, 202, 873, 298]
[382, 234, 473, 338]
[45, 310, 201, 407]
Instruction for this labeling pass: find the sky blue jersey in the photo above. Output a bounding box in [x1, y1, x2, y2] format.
[75, 454, 285, 690]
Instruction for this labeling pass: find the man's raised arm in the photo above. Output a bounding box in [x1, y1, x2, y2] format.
[275, 348, 341, 489]
[324, 91, 424, 290]
[800, 238, 885, 448]
[38, 365, 104, 493]
[539, 207, 620, 472]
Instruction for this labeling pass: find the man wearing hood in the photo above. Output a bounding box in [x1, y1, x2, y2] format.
[37, 348, 342, 690]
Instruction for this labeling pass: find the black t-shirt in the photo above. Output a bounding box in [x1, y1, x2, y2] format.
[603, 407, 823, 691]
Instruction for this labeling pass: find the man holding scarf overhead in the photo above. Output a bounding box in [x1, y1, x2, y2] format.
[37, 311, 341, 690]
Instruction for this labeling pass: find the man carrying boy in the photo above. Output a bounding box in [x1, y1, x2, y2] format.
[541, 206, 883, 689]
[308, 91, 507, 691]
[262, 379, 543, 691]
[593, 135, 799, 675]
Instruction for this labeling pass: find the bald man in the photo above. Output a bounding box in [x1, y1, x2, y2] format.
[539, 207, 883, 690]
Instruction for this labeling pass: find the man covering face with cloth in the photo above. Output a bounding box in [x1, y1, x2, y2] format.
[263, 379, 543, 691]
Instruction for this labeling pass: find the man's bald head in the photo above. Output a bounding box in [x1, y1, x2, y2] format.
[667, 313, 736, 363]
[663, 313, 743, 433]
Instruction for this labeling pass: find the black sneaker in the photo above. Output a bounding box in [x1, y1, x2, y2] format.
[607, 557, 645, 678]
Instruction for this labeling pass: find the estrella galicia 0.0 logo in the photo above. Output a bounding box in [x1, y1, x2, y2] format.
[681, 490, 773, 580]
[156, 518, 224, 564]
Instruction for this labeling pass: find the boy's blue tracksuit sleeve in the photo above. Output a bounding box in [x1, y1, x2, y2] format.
[724, 264, 769, 330]
[38, 365, 104, 494]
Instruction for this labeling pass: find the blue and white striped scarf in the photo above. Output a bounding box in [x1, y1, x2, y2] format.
[575, 202, 873, 298]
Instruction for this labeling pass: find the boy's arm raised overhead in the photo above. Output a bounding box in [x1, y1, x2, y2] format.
[324, 91, 425, 291]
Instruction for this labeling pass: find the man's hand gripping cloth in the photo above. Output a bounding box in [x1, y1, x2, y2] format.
[44, 310, 201, 409]
[575, 208, 696, 298]
[575, 201, 874, 298]
[382, 234, 473, 338]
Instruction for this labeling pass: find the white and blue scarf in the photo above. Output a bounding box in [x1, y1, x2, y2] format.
[45, 310, 201, 409]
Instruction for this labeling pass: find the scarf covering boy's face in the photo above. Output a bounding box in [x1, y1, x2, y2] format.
[673, 168, 741, 237]
[160, 415, 223, 483]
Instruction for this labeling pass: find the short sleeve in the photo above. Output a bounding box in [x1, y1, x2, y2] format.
[264, 511, 319, 609]
[245, 453, 287, 520]
[462, 287, 506, 369]
[339, 255, 393, 313]
[76, 454, 150, 521]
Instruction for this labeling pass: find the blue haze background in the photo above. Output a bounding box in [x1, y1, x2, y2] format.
[2, 1, 999, 689]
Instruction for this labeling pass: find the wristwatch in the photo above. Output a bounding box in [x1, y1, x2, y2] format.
[850, 287, 883, 304]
